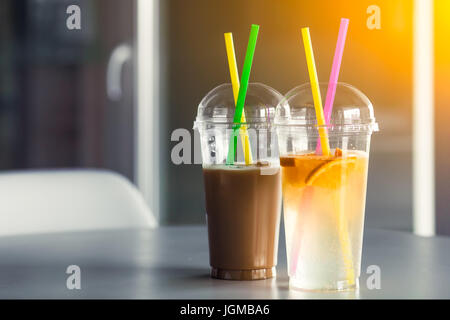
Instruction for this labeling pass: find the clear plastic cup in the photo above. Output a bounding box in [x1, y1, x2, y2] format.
[194, 83, 283, 280]
[275, 82, 379, 291]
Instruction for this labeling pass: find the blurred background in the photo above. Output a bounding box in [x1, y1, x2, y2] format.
[0, 0, 448, 234]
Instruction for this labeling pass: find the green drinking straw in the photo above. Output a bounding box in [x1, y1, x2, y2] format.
[226, 24, 260, 165]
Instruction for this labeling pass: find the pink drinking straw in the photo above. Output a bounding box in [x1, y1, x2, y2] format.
[315, 18, 349, 155]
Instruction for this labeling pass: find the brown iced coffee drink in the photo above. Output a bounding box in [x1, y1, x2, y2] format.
[203, 163, 282, 280]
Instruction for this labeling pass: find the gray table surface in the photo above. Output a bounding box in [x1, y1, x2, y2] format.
[0, 226, 449, 299]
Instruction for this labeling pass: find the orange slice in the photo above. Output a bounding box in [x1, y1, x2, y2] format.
[305, 157, 357, 188]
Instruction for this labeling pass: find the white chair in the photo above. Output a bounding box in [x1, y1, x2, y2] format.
[0, 169, 157, 236]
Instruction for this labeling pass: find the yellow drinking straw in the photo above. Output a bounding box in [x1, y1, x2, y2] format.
[224, 33, 253, 164]
[301, 28, 331, 156]
[301, 27, 355, 285]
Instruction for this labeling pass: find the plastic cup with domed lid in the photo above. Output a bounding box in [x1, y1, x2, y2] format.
[275, 82, 379, 291]
[193, 82, 284, 280]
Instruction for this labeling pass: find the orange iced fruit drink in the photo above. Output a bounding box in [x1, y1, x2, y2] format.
[280, 148, 369, 291]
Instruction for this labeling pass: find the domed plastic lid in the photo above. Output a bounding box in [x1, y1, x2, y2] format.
[275, 82, 379, 133]
[194, 83, 283, 128]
